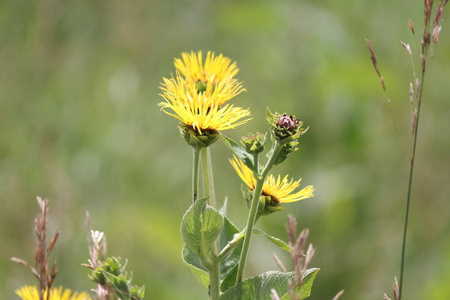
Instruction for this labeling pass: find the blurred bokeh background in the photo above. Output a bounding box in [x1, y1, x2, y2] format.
[2, 0, 450, 299]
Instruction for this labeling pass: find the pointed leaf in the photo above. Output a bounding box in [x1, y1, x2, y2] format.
[219, 197, 228, 217]
[182, 246, 209, 289]
[181, 198, 224, 259]
[220, 264, 238, 293]
[219, 271, 294, 300]
[103, 272, 131, 300]
[221, 134, 255, 171]
[280, 268, 320, 300]
[253, 229, 291, 253]
[219, 217, 243, 292]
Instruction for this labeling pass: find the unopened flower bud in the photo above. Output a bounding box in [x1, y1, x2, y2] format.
[179, 123, 219, 149]
[241, 132, 266, 155]
[267, 109, 307, 143]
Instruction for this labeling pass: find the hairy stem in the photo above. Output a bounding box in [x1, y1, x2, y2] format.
[208, 259, 221, 300]
[201, 147, 216, 208]
[192, 147, 201, 203]
[200, 147, 220, 299]
[236, 141, 282, 283]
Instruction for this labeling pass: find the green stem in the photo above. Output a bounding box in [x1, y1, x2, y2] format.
[236, 141, 283, 284]
[398, 68, 426, 300]
[208, 259, 221, 300]
[217, 231, 245, 261]
[192, 147, 201, 203]
[201, 148, 216, 208]
[207, 148, 217, 208]
[200, 147, 220, 299]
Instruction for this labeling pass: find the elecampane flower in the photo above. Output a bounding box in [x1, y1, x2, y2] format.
[159, 76, 251, 133]
[230, 157, 314, 203]
[16, 286, 91, 300]
[159, 92, 251, 134]
[174, 51, 239, 84]
[160, 72, 244, 107]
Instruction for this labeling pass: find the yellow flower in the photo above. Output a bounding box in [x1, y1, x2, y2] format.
[230, 157, 314, 203]
[159, 75, 251, 133]
[174, 51, 239, 84]
[161, 72, 244, 107]
[16, 286, 91, 300]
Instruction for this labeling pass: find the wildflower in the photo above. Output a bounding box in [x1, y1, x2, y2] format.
[16, 286, 91, 300]
[159, 75, 251, 147]
[174, 51, 239, 84]
[230, 157, 314, 215]
[159, 82, 251, 132]
[161, 71, 244, 107]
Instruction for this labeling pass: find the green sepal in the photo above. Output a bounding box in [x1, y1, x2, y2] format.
[241, 132, 266, 155]
[180, 123, 219, 149]
[218, 271, 294, 300]
[280, 268, 320, 300]
[242, 190, 283, 218]
[181, 198, 224, 262]
[182, 245, 210, 289]
[221, 134, 257, 172]
[252, 228, 290, 252]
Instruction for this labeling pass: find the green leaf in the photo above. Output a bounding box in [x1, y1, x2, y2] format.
[181, 198, 224, 260]
[253, 229, 291, 253]
[103, 272, 131, 300]
[219, 217, 240, 253]
[280, 268, 320, 300]
[182, 246, 209, 289]
[220, 134, 255, 171]
[219, 197, 228, 217]
[219, 217, 243, 292]
[219, 271, 294, 300]
[220, 264, 238, 293]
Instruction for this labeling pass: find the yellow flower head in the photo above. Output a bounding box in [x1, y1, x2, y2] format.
[230, 157, 314, 203]
[161, 71, 244, 107]
[16, 286, 91, 300]
[159, 75, 251, 133]
[174, 51, 239, 84]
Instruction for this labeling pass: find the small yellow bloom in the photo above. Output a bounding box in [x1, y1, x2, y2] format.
[159, 76, 251, 133]
[230, 157, 314, 203]
[16, 286, 91, 300]
[174, 51, 239, 84]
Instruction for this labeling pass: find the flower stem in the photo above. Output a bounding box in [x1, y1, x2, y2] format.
[201, 147, 216, 208]
[200, 147, 220, 299]
[192, 147, 201, 203]
[398, 68, 426, 300]
[236, 140, 282, 284]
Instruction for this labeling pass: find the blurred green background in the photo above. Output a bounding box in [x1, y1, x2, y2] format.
[2, 0, 450, 299]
